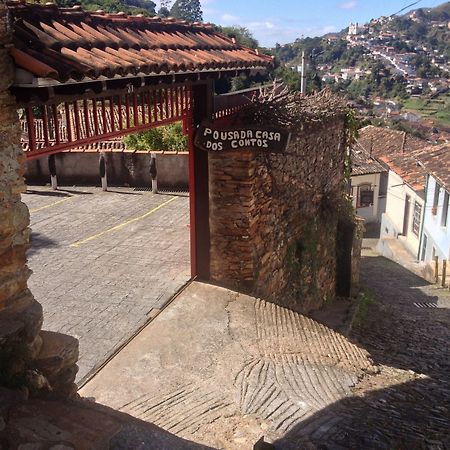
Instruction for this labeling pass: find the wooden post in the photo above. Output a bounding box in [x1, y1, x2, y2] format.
[150, 153, 157, 193]
[48, 154, 57, 190]
[99, 152, 107, 191]
[191, 81, 214, 280]
[435, 256, 439, 284]
[442, 259, 447, 288]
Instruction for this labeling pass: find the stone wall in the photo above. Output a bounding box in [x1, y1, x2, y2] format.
[0, 1, 78, 399]
[209, 117, 351, 313]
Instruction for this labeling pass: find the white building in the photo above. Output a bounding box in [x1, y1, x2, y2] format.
[417, 144, 450, 264]
[350, 144, 387, 223]
[348, 22, 366, 36]
[377, 152, 427, 257]
[355, 125, 426, 246]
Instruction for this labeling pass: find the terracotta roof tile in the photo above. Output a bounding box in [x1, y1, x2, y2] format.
[414, 144, 450, 192]
[357, 125, 425, 158]
[7, 1, 272, 82]
[10, 47, 58, 79]
[351, 143, 386, 176]
[379, 153, 427, 192]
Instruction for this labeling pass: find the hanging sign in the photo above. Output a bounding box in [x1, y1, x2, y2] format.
[195, 122, 291, 153]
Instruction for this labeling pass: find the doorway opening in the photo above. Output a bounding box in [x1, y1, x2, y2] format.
[20, 86, 197, 385]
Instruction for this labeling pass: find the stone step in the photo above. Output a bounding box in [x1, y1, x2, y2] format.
[35, 331, 78, 381]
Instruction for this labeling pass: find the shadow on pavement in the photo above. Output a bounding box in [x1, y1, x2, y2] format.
[274, 253, 450, 448]
[363, 222, 381, 239]
[25, 189, 70, 197]
[2, 390, 215, 450]
[28, 232, 59, 257]
[358, 254, 448, 379]
[54, 188, 94, 195]
[25, 188, 94, 196]
[274, 377, 450, 449]
[104, 189, 144, 195]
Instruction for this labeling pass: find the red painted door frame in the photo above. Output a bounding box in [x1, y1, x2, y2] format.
[187, 81, 214, 280]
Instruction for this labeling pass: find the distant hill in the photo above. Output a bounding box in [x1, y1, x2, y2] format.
[273, 1, 450, 65]
[410, 2, 450, 21]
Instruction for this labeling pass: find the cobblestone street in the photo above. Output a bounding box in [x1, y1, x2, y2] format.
[24, 186, 191, 384]
[278, 249, 450, 449]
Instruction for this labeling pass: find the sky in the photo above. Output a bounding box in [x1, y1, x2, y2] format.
[154, 0, 447, 47]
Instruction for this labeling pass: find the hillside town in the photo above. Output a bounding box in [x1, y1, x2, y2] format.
[0, 0, 450, 449]
[280, 4, 450, 143]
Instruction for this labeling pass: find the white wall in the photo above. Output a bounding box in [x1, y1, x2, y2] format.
[351, 173, 381, 223]
[421, 175, 450, 263]
[380, 170, 424, 257]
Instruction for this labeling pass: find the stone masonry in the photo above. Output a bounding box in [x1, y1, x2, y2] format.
[209, 99, 352, 313]
[0, 0, 78, 401]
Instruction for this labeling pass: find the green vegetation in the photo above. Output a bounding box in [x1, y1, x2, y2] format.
[390, 6, 450, 59]
[216, 26, 259, 49]
[123, 122, 187, 152]
[402, 94, 450, 127]
[170, 0, 202, 22]
[55, 0, 205, 19]
[352, 288, 375, 329]
[56, 0, 156, 15]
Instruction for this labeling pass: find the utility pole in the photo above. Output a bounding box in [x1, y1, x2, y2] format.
[300, 51, 306, 94]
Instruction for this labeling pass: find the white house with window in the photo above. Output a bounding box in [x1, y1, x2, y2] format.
[352, 125, 425, 227]
[350, 144, 387, 223]
[377, 152, 427, 258]
[417, 144, 450, 264]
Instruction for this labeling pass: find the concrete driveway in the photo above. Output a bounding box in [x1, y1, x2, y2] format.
[80, 282, 373, 449]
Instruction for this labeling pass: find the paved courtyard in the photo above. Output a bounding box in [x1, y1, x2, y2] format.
[23, 186, 191, 384]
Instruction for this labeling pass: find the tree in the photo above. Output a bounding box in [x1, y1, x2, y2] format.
[123, 122, 187, 152]
[218, 26, 258, 49]
[158, 6, 170, 17]
[158, 0, 171, 17]
[170, 0, 202, 22]
[60, 0, 157, 15]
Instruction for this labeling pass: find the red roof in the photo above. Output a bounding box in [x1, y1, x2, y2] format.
[414, 144, 450, 192]
[7, 1, 272, 83]
[357, 125, 424, 157]
[379, 153, 428, 192]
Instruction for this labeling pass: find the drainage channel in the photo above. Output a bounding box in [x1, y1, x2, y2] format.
[414, 302, 438, 308]
[134, 187, 189, 197]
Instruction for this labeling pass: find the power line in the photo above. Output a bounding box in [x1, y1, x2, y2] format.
[391, 0, 424, 17]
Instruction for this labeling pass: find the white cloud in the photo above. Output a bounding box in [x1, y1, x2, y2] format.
[338, 0, 358, 9]
[220, 13, 241, 23]
[240, 18, 338, 47]
[247, 21, 276, 30]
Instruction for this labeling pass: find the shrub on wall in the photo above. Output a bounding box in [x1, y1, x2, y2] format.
[123, 122, 187, 152]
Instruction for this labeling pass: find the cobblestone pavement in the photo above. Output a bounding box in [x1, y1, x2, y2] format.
[277, 249, 450, 449]
[23, 186, 191, 384]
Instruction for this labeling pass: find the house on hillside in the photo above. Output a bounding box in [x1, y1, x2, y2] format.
[416, 144, 450, 264]
[377, 152, 428, 258]
[350, 144, 387, 223]
[352, 125, 426, 229]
